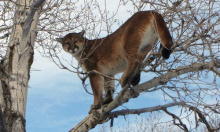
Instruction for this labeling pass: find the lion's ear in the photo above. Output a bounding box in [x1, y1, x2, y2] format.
[56, 37, 64, 43]
[78, 30, 85, 36]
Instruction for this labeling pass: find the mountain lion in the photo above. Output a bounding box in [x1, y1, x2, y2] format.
[56, 11, 173, 113]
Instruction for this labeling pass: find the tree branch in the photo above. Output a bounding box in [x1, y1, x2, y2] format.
[187, 105, 215, 132]
[70, 60, 219, 132]
[0, 33, 10, 40]
[110, 102, 184, 117]
[162, 108, 188, 131]
[22, 0, 46, 37]
[0, 26, 12, 32]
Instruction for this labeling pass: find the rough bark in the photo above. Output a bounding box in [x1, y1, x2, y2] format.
[0, 106, 7, 132]
[0, 0, 45, 131]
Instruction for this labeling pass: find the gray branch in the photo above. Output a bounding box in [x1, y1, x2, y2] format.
[70, 59, 219, 132]
[110, 102, 184, 116]
[0, 26, 12, 32]
[22, 0, 45, 37]
[0, 33, 10, 39]
[162, 108, 188, 131]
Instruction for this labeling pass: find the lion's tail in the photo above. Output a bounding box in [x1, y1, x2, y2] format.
[151, 11, 173, 59]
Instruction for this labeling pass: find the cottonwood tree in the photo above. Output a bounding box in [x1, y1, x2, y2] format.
[0, 0, 45, 131]
[0, 0, 219, 132]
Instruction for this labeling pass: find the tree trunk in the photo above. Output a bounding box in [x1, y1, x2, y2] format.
[0, 0, 44, 131]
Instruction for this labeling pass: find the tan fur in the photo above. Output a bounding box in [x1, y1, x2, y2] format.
[57, 11, 173, 112]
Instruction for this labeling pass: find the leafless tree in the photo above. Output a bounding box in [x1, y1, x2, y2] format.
[98, 113, 182, 132]
[99, 113, 220, 132]
[0, 0, 45, 131]
[0, 0, 219, 132]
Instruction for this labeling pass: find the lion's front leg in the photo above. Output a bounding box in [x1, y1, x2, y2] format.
[120, 61, 140, 88]
[103, 76, 115, 105]
[89, 73, 104, 113]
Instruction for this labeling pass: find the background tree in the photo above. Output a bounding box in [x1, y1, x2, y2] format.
[98, 113, 182, 132]
[98, 113, 220, 132]
[0, 0, 219, 132]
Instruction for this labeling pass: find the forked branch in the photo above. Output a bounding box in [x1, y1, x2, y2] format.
[70, 59, 219, 132]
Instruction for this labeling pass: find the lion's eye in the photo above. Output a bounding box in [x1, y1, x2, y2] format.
[65, 43, 70, 45]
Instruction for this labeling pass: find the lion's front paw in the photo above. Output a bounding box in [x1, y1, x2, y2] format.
[120, 78, 127, 87]
[89, 104, 101, 114]
[120, 77, 131, 88]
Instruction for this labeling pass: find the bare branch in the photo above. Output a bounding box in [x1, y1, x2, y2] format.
[0, 26, 12, 32]
[162, 108, 188, 131]
[0, 33, 10, 39]
[70, 60, 219, 131]
[110, 102, 184, 116]
[22, 0, 46, 37]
